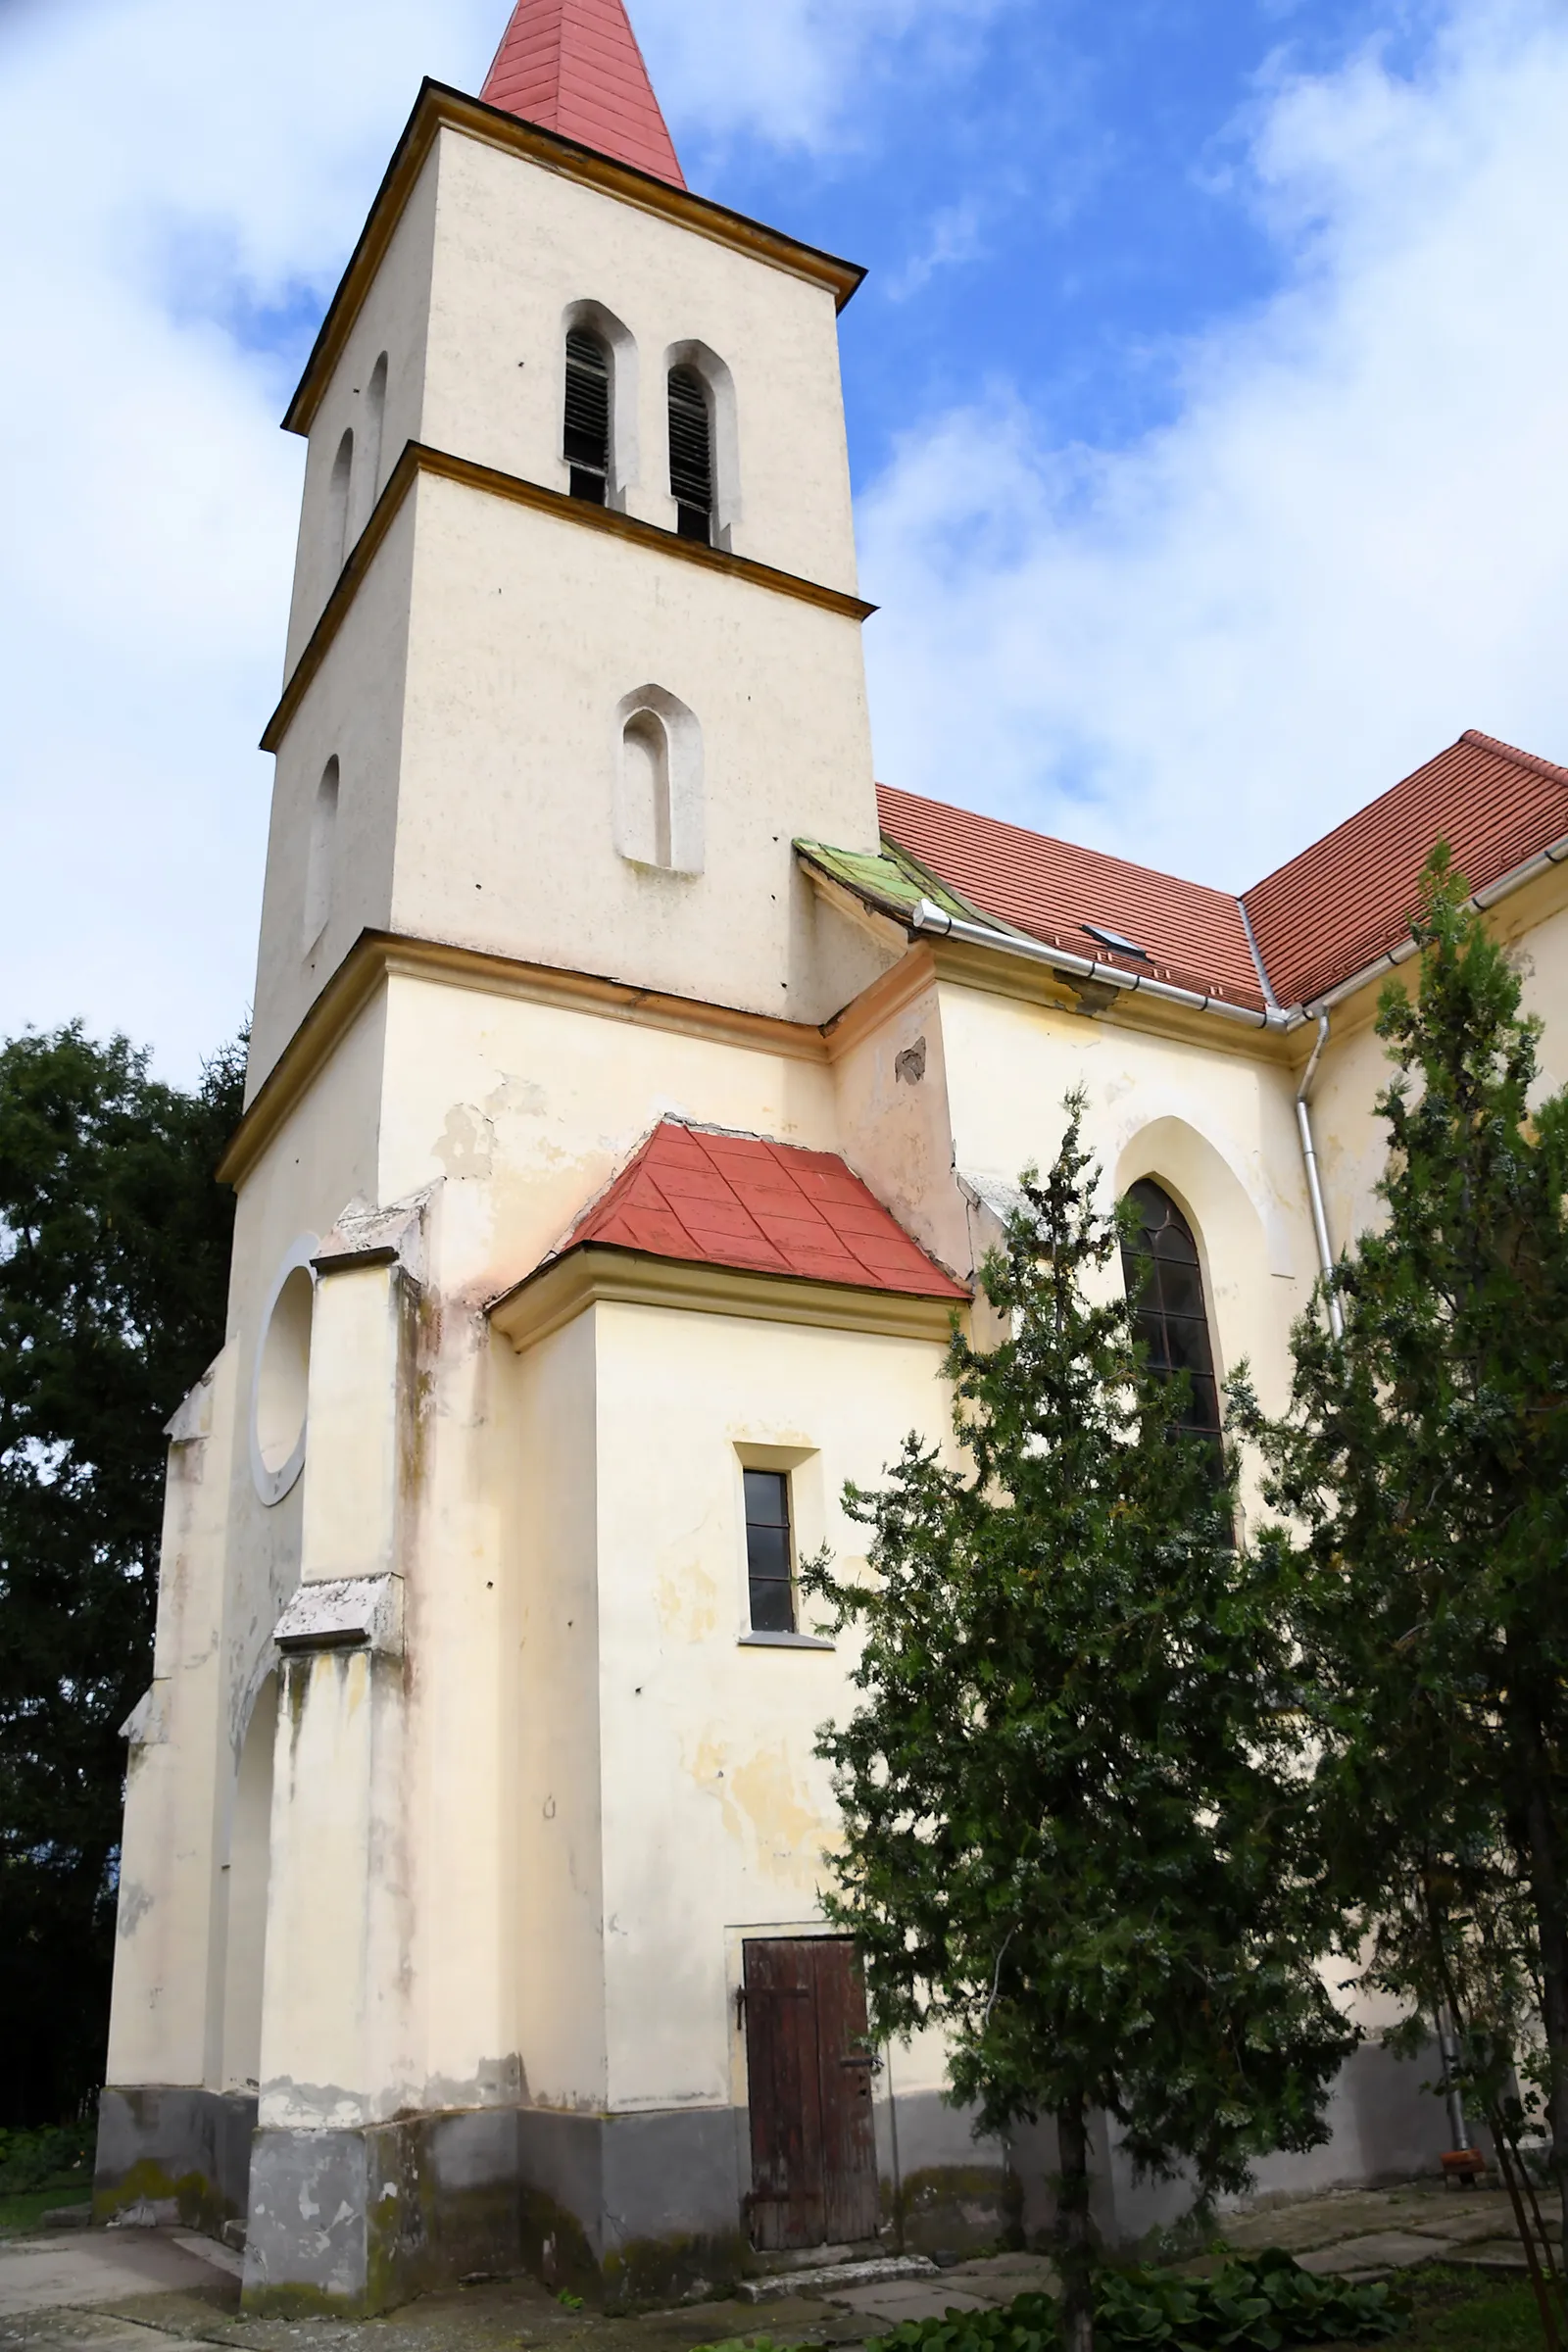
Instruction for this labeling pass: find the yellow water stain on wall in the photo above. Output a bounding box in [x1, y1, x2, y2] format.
[654, 1562, 720, 1640]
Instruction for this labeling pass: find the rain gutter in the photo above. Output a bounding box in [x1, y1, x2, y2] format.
[1295, 1014, 1345, 1341]
[906, 899, 1295, 1031]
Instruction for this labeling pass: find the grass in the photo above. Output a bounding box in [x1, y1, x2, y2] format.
[1343, 2265, 1546, 2348]
[0, 2124, 95, 2238]
[0, 2182, 91, 2237]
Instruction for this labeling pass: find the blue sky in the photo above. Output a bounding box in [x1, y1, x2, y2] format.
[2, 0, 1567, 1077]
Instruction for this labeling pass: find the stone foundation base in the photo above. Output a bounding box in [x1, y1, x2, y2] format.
[239, 2093, 1012, 2318]
[95, 2085, 258, 2235]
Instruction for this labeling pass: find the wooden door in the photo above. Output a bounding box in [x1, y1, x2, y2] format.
[744, 1938, 880, 2249]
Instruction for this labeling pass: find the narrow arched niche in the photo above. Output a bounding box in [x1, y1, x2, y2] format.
[303, 756, 339, 950]
[220, 1673, 276, 2093]
[613, 686, 703, 874]
[361, 352, 388, 516]
[326, 427, 354, 574]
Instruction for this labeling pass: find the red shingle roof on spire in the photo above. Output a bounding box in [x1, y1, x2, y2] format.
[556, 1121, 968, 1298]
[480, 0, 686, 189]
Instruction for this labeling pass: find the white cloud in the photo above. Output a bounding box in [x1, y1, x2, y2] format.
[0, 0, 510, 1081]
[0, 0, 1011, 1083]
[635, 0, 1010, 157]
[858, 0, 1568, 890]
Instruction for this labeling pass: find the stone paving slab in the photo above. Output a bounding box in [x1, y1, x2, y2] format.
[0, 2308, 199, 2352]
[941, 2255, 1055, 2291]
[0, 2233, 241, 2321]
[1445, 2238, 1532, 2273]
[1296, 2231, 1457, 2278]
[1222, 2183, 1511, 2255]
[830, 2282, 993, 2327]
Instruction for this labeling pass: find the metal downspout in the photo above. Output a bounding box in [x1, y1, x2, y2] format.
[1296, 1013, 1344, 1341]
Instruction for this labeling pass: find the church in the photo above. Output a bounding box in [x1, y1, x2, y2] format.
[95, 0, 1568, 2317]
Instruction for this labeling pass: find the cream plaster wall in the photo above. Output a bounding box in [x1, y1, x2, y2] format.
[105, 998, 392, 2099]
[933, 982, 1321, 1430]
[250, 502, 416, 1093]
[588, 1299, 959, 2114]
[418, 129, 860, 590]
[387, 473, 877, 1025]
[106, 1346, 239, 2089]
[374, 969, 836, 1289]
[828, 963, 968, 1284]
[286, 148, 439, 672]
[496, 1311, 605, 2109]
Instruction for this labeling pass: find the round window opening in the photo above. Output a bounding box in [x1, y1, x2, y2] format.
[251, 1246, 317, 1505]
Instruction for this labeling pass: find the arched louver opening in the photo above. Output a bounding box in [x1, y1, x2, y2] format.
[564, 329, 611, 504]
[667, 366, 712, 544]
[1120, 1179, 1222, 1450]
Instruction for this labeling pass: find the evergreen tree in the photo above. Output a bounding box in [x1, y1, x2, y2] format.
[806, 1097, 1352, 2351]
[0, 1024, 243, 2122]
[1250, 851, 1568, 2258]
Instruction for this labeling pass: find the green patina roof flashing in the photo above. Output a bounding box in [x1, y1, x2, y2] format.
[793, 835, 997, 932]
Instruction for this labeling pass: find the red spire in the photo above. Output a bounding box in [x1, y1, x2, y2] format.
[480, 0, 686, 190]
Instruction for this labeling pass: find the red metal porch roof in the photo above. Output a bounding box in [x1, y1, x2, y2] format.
[558, 1120, 967, 1298]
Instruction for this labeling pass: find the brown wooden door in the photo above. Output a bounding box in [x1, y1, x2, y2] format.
[744, 1937, 880, 2249]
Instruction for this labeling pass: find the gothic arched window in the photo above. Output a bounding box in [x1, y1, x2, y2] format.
[564, 328, 611, 504]
[667, 365, 712, 543]
[1120, 1179, 1221, 1446]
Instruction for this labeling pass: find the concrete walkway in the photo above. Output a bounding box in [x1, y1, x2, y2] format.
[0, 2184, 1549, 2352]
[1218, 2179, 1546, 2281]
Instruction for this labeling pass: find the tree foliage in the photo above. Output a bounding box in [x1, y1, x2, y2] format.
[1249, 851, 1568, 2256]
[0, 1024, 242, 2123]
[806, 1098, 1352, 2349]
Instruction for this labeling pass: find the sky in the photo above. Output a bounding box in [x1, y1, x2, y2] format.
[2, 0, 1567, 1081]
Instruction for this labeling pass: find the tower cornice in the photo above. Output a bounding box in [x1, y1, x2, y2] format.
[260, 438, 875, 757]
[283, 78, 865, 439]
[219, 928, 835, 1191]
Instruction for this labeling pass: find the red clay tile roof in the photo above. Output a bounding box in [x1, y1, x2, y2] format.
[1242, 730, 1568, 1010]
[558, 1121, 967, 1298]
[876, 783, 1268, 1010]
[876, 732, 1568, 1014]
[480, 0, 686, 189]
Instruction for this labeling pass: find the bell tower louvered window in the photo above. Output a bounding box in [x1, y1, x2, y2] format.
[564, 329, 611, 504]
[1120, 1179, 1221, 1449]
[667, 366, 712, 544]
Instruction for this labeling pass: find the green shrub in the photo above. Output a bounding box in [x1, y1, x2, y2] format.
[1094, 2250, 1404, 2345]
[0, 2124, 95, 2194]
[863, 2260, 1404, 2352]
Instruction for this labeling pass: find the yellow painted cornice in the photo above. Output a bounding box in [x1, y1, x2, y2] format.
[284, 80, 865, 439]
[923, 932, 1298, 1062]
[218, 929, 830, 1189]
[490, 1243, 964, 1352]
[261, 440, 874, 756]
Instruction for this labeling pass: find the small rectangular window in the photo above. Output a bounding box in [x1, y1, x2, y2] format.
[744, 1469, 794, 1634]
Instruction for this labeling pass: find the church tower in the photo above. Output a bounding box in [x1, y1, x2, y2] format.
[96, 0, 982, 2317]
[247, 0, 880, 1097]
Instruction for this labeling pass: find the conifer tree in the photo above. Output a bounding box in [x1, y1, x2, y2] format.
[1251, 852, 1568, 2261]
[0, 1024, 243, 2121]
[807, 1097, 1352, 2351]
